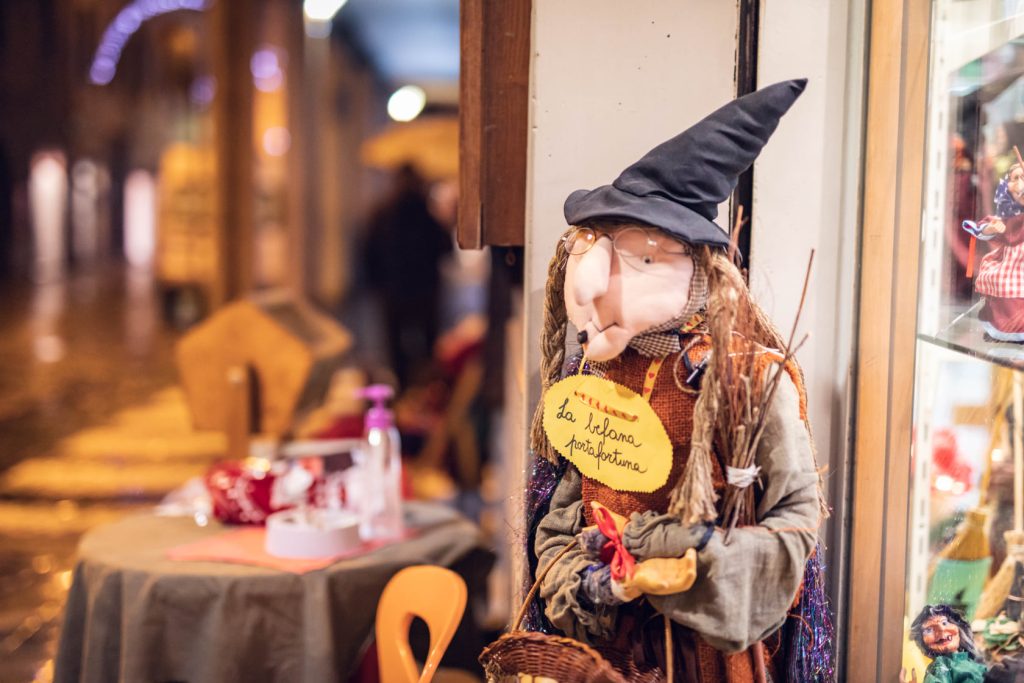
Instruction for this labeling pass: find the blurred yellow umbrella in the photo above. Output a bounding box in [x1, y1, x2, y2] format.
[361, 116, 458, 181]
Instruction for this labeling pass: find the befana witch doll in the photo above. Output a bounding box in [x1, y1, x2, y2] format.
[904, 604, 986, 683]
[513, 80, 834, 682]
[963, 154, 1024, 342]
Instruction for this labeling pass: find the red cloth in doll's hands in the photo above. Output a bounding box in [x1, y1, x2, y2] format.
[592, 504, 636, 582]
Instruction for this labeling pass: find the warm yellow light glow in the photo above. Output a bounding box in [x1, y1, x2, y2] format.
[262, 127, 292, 157]
[387, 85, 427, 123]
[29, 151, 68, 282]
[303, 0, 347, 22]
[124, 170, 156, 268]
[32, 555, 53, 574]
[55, 500, 77, 522]
[33, 334, 65, 364]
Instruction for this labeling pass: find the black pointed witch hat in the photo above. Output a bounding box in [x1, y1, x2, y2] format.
[563, 78, 807, 247]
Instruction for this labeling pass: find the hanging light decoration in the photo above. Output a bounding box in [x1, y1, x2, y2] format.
[90, 0, 207, 86]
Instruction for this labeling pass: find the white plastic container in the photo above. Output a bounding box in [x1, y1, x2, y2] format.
[264, 509, 361, 559]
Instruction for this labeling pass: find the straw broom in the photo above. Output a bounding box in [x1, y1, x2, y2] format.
[935, 507, 991, 565]
[924, 372, 1018, 618]
[932, 369, 1014, 571]
[976, 370, 1024, 619]
[927, 399, 1005, 593]
[712, 209, 814, 540]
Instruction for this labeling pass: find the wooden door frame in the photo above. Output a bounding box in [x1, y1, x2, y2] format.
[458, 0, 532, 249]
[845, 0, 930, 679]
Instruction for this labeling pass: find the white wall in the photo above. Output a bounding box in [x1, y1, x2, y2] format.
[752, 0, 866, 652]
[518, 0, 739, 603]
[754, 0, 864, 472]
[525, 0, 738, 431]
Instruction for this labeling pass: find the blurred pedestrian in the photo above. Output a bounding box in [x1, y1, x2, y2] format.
[365, 163, 452, 389]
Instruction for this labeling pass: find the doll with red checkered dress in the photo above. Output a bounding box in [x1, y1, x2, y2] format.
[963, 161, 1024, 341]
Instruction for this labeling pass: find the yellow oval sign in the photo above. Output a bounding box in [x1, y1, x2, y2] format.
[542, 374, 673, 493]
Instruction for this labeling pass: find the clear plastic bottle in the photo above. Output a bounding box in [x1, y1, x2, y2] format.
[354, 385, 404, 540]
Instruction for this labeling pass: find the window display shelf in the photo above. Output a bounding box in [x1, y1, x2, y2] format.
[918, 330, 1024, 372]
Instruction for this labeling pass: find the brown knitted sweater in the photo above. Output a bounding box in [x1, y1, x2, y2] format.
[581, 338, 724, 526]
[577, 340, 809, 683]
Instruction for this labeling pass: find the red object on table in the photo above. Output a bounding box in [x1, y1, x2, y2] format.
[205, 461, 317, 525]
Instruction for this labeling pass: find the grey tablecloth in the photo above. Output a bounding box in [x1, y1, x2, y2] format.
[54, 502, 492, 683]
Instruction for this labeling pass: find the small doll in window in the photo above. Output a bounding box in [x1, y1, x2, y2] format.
[963, 157, 1024, 342]
[902, 604, 987, 683]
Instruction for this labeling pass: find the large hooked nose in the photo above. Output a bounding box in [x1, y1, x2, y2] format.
[572, 236, 613, 308]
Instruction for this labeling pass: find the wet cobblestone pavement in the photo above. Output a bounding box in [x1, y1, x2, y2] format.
[0, 267, 224, 682]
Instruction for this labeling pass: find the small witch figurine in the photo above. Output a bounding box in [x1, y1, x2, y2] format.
[903, 604, 987, 683]
[962, 152, 1024, 342]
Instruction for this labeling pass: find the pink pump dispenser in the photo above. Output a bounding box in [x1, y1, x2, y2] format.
[359, 384, 394, 431]
[354, 384, 403, 540]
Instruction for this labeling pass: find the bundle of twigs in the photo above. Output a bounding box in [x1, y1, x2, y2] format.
[712, 215, 814, 542]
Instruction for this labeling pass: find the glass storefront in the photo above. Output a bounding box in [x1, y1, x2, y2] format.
[903, 0, 1024, 674]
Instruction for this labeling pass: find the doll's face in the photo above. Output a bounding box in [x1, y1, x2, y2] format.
[563, 224, 693, 362]
[1009, 165, 1024, 204]
[921, 615, 960, 655]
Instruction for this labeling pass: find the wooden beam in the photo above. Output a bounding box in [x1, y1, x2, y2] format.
[458, 0, 483, 249]
[731, 0, 759, 266]
[209, 0, 256, 303]
[458, 0, 531, 248]
[846, 0, 929, 679]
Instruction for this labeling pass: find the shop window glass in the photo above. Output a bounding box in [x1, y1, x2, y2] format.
[906, 2, 1024, 677]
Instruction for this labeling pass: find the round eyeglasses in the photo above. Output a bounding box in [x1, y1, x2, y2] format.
[562, 226, 691, 271]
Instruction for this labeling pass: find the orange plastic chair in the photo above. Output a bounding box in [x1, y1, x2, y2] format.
[376, 565, 468, 683]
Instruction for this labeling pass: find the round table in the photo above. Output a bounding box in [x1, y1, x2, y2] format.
[54, 502, 492, 683]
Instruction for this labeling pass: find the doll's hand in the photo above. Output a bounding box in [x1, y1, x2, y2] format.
[623, 551, 698, 596]
[579, 564, 638, 606]
[577, 527, 611, 559]
[622, 510, 714, 561]
[899, 667, 919, 683]
[983, 218, 1007, 235]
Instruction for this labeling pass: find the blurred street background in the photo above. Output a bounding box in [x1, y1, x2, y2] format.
[0, 1, 516, 680]
[0, 267, 203, 682]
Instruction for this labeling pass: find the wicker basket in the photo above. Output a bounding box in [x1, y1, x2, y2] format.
[480, 631, 633, 683]
[479, 542, 668, 682]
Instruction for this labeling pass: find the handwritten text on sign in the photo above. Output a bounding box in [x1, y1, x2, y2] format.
[542, 375, 672, 493]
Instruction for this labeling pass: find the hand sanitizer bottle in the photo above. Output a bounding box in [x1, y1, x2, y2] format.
[355, 385, 404, 540]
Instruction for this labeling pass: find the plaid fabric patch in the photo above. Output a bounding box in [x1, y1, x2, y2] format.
[976, 244, 1024, 298]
